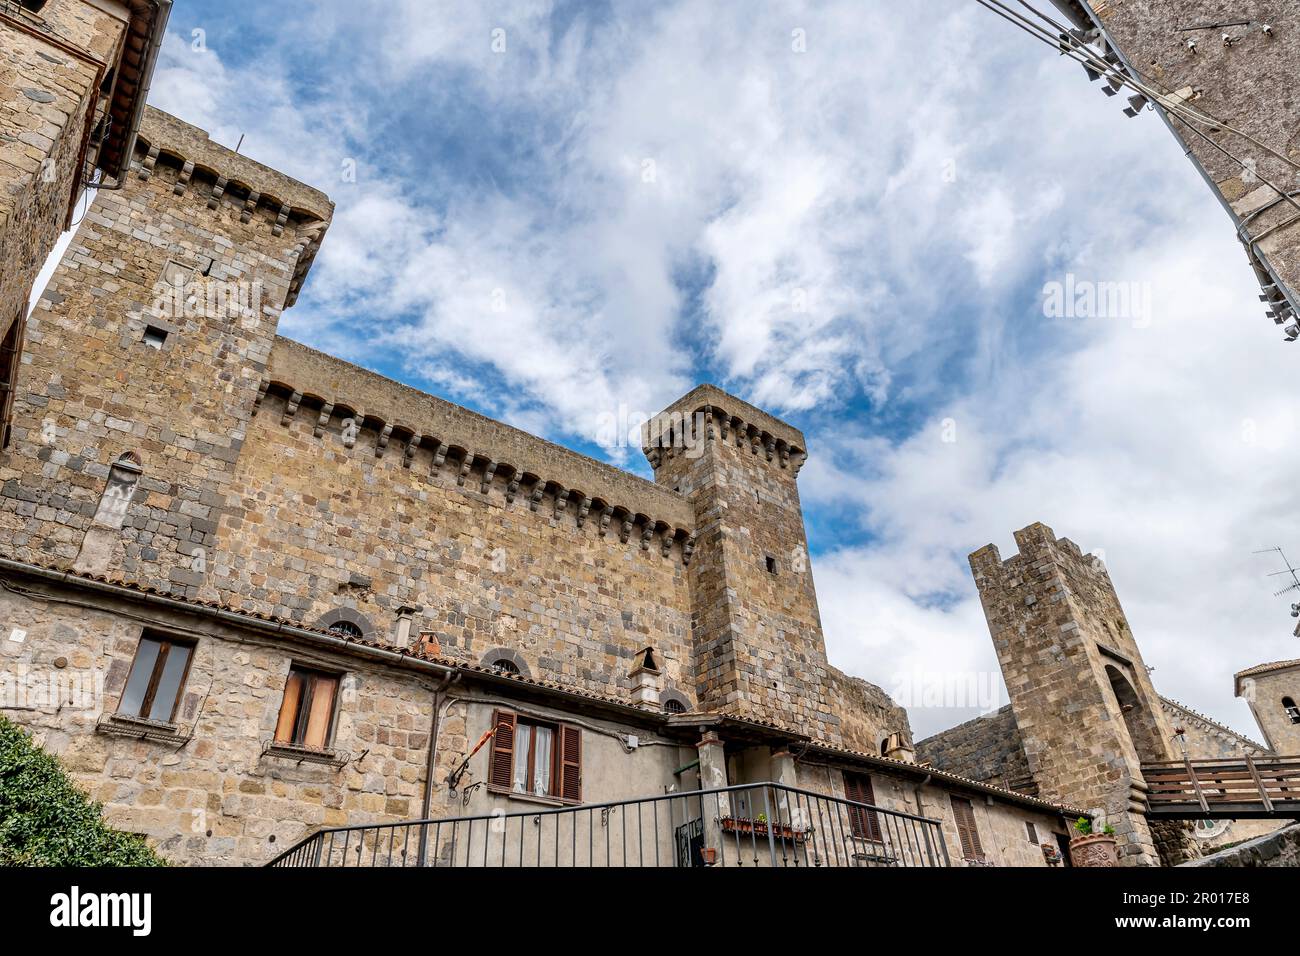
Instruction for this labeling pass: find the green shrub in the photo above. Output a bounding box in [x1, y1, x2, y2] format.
[0, 715, 165, 866]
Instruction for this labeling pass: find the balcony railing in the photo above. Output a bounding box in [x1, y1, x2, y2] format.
[267, 781, 951, 868]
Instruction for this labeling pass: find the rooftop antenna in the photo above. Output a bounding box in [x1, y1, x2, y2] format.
[1254, 547, 1300, 620]
[235, 133, 245, 154]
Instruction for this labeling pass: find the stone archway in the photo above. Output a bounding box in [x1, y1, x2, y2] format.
[1104, 664, 1165, 764]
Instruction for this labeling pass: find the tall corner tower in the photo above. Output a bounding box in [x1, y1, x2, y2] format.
[0, 105, 332, 595]
[644, 385, 840, 743]
[970, 522, 1197, 866]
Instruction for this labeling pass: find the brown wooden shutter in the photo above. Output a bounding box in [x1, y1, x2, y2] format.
[559, 724, 582, 802]
[950, 796, 984, 860]
[275, 670, 305, 743]
[489, 710, 516, 790]
[844, 772, 882, 841]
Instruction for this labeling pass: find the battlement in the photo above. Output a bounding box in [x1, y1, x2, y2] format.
[133, 107, 332, 306]
[970, 522, 1108, 583]
[263, 337, 697, 555]
[642, 384, 808, 474]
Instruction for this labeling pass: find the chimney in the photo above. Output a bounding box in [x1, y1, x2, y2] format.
[883, 731, 916, 764]
[393, 605, 422, 650]
[629, 647, 663, 711]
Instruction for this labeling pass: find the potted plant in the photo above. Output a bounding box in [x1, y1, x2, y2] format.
[699, 846, 717, 866]
[1068, 817, 1119, 867]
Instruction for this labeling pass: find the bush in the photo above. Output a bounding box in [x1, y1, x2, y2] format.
[0, 715, 165, 866]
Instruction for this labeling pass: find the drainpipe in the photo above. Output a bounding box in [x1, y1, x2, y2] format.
[417, 671, 460, 866]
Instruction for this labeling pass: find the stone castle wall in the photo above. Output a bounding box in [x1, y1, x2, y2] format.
[915, 704, 1034, 792]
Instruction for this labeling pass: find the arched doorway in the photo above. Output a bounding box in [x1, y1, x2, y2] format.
[1104, 664, 1165, 763]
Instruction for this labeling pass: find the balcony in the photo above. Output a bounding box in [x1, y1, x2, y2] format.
[267, 781, 951, 868]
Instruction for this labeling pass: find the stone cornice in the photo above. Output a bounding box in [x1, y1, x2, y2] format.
[259, 338, 696, 563]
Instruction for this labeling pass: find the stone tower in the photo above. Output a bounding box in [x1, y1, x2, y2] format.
[644, 385, 841, 743]
[1, 0, 170, 444]
[969, 523, 1197, 866]
[0, 106, 331, 594]
[1236, 658, 1300, 755]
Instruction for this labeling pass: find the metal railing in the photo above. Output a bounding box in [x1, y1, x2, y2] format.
[267, 781, 951, 868]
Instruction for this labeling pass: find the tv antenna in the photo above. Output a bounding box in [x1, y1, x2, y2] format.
[1254, 547, 1300, 619]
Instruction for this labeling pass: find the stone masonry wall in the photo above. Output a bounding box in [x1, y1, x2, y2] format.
[1180, 824, 1300, 867]
[916, 704, 1035, 792]
[0, 579, 440, 866]
[0, 108, 330, 596]
[221, 383, 696, 702]
[0, 0, 126, 338]
[1084, 0, 1300, 339]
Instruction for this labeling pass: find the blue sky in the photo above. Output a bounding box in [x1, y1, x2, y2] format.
[142, 0, 1300, 739]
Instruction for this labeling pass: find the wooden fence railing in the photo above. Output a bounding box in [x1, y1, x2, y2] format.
[1142, 755, 1300, 819]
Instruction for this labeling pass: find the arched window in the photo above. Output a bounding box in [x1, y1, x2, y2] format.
[315, 609, 373, 641]
[663, 698, 686, 715]
[479, 648, 529, 678]
[1284, 697, 1300, 725]
[661, 689, 692, 715]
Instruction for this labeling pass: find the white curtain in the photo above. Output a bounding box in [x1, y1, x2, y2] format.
[513, 727, 530, 793]
[533, 726, 553, 796]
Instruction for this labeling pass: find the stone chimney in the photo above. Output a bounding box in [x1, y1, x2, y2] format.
[629, 647, 663, 711]
[392, 605, 422, 650]
[882, 731, 915, 764]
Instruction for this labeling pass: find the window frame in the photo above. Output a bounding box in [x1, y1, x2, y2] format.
[1025, 820, 1039, 844]
[0, 311, 24, 450]
[116, 632, 195, 725]
[488, 709, 582, 804]
[274, 664, 342, 751]
[1283, 696, 1300, 725]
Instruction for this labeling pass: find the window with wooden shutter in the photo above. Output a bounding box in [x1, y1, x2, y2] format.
[486, 710, 582, 803]
[950, 796, 985, 861]
[489, 710, 517, 790]
[843, 772, 883, 842]
[559, 724, 582, 802]
[274, 665, 340, 750]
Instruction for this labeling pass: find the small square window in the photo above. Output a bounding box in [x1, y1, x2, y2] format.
[275, 665, 340, 750]
[118, 633, 194, 723]
[142, 325, 168, 349]
[765, 555, 777, 574]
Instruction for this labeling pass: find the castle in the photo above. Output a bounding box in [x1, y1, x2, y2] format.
[0, 0, 1295, 867]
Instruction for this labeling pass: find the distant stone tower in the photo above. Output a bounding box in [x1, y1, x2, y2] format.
[969, 523, 1197, 866]
[1236, 658, 1300, 755]
[0, 106, 331, 594]
[644, 385, 841, 743]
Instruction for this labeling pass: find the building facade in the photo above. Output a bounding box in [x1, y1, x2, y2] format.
[1, 0, 170, 445]
[0, 97, 1079, 866]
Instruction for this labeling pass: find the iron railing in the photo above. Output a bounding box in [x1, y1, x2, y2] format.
[267, 781, 951, 868]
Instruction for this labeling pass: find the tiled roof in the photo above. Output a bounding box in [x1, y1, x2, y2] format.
[1234, 659, 1300, 680]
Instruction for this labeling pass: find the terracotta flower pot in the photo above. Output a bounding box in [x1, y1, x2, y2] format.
[1069, 833, 1119, 867]
[700, 847, 717, 866]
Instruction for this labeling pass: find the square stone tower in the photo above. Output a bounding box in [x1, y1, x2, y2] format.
[1236, 658, 1300, 755]
[970, 522, 1197, 865]
[0, 106, 331, 594]
[644, 385, 841, 743]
